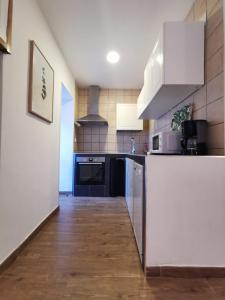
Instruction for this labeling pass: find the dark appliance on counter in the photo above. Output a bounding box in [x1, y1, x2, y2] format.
[181, 120, 208, 155]
[74, 156, 107, 197]
[109, 157, 125, 197]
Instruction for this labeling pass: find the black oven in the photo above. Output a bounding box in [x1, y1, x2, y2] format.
[76, 157, 105, 185]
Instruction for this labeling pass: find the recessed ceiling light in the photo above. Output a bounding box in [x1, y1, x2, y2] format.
[106, 51, 120, 64]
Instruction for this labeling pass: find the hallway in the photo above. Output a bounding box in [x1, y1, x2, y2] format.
[0, 196, 224, 299]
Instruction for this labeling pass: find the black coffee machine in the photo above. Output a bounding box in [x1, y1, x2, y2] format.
[181, 120, 208, 155]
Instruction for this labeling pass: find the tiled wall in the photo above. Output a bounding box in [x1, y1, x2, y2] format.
[75, 89, 149, 153]
[152, 0, 224, 155]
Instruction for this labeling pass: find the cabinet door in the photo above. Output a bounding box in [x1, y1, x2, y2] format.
[133, 162, 144, 261]
[150, 31, 164, 100]
[125, 158, 134, 222]
[117, 104, 143, 131]
[137, 32, 164, 118]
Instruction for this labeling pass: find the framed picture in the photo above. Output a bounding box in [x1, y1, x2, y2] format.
[0, 0, 13, 53]
[28, 41, 54, 123]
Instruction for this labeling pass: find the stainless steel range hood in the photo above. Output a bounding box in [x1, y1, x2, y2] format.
[77, 86, 108, 126]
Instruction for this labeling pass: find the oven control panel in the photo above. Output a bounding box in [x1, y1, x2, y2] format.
[76, 157, 105, 163]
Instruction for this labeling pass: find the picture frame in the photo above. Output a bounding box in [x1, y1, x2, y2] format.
[28, 41, 54, 123]
[0, 0, 13, 54]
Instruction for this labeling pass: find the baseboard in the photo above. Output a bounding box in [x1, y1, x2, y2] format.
[0, 206, 59, 275]
[145, 266, 225, 278]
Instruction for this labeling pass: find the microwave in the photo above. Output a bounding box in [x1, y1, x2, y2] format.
[151, 131, 181, 154]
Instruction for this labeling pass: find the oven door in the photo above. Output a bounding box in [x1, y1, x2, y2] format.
[76, 162, 105, 185]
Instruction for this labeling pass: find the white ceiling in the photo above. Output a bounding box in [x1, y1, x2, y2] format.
[37, 0, 194, 89]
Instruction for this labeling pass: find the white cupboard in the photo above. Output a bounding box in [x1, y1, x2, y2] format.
[133, 162, 144, 261]
[117, 104, 143, 131]
[125, 158, 144, 262]
[125, 158, 134, 221]
[138, 21, 205, 119]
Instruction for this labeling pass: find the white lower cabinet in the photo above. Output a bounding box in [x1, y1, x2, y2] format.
[133, 162, 144, 261]
[125, 158, 144, 262]
[125, 158, 134, 222]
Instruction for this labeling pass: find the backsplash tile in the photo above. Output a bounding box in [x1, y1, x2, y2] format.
[206, 47, 223, 81]
[75, 89, 150, 153]
[207, 72, 224, 104]
[207, 97, 224, 125]
[152, 0, 224, 155]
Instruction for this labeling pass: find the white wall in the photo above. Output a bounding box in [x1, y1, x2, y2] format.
[59, 85, 74, 192]
[145, 155, 225, 267]
[0, 0, 75, 264]
[224, 0, 225, 149]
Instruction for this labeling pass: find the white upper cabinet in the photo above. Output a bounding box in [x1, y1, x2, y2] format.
[116, 104, 143, 131]
[137, 21, 205, 119]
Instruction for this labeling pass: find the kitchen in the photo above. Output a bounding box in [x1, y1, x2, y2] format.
[70, 0, 225, 275]
[0, 0, 225, 299]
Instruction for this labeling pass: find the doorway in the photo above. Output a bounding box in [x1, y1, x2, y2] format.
[59, 84, 74, 193]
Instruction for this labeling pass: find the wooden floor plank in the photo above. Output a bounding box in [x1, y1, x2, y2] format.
[0, 196, 220, 299]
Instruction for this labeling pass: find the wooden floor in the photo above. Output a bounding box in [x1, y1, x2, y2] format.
[0, 196, 225, 299]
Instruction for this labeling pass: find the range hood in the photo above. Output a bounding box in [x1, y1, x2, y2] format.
[77, 86, 108, 126]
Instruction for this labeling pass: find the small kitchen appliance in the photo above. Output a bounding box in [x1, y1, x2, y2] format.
[151, 131, 182, 154]
[181, 120, 208, 155]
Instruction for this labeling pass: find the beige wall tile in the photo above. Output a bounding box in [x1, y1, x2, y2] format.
[208, 148, 224, 155]
[207, 0, 217, 14]
[123, 143, 130, 152]
[124, 90, 131, 96]
[131, 90, 141, 96]
[193, 106, 207, 119]
[92, 135, 100, 143]
[206, 3, 223, 37]
[91, 127, 100, 135]
[208, 123, 224, 149]
[99, 142, 107, 152]
[193, 86, 207, 110]
[207, 0, 222, 16]
[116, 135, 124, 144]
[107, 134, 116, 143]
[92, 143, 100, 151]
[117, 143, 124, 153]
[207, 72, 224, 103]
[77, 143, 84, 151]
[206, 21, 223, 59]
[100, 127, 108, 135]
[78, 111, 85, 118]
[108, 143, 116, 152]
[84, 127, 92, 135]
[84, 134, 92, 142]
[78, 134, 84, 142]
[140, 135, 147, 144]
[99, 96, 108, 104]
[83, 143, 92, 151]
[207, 97, 224, 125]
[100, 134, 107, 143]
[194, 0, 207, 21]
[185, 5, 195, 21]
[100, 89, 109, 97]
[78, 89, 87, 96]
[206, 47, 223, 82]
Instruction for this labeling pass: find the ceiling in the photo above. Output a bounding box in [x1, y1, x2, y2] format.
[37, 0, 194, 89]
